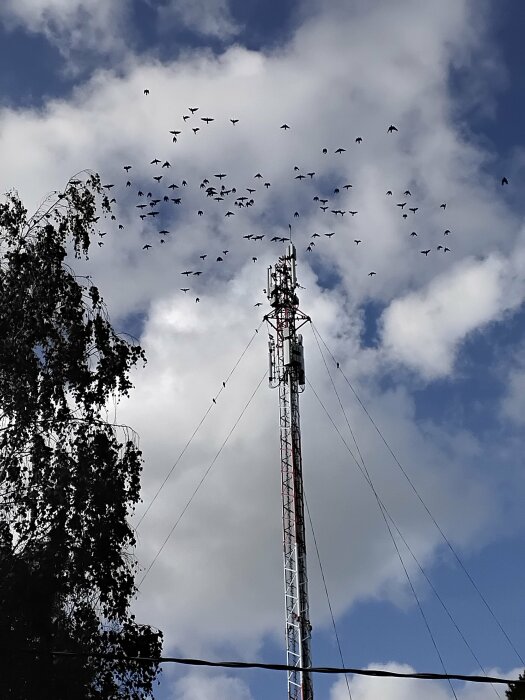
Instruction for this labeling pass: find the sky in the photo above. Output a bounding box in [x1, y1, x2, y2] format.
[1, 1, 525, 699]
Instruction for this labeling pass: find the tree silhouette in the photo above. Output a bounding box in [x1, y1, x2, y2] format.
[507, 672, 525, 700]
[0, 174, 162, 698]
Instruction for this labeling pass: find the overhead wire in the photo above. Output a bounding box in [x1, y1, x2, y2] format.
[304, 494, 353, 700]
[306, 375, 458, 700]
[2, 646, 523, 686]
[312, 328, 500, 697]
[308, 324, 503, 697]
[309, 325, 504, 698]
[311, 322, 524, 668]
[137, 369, 268, 590]
[135, 320, 264, 530]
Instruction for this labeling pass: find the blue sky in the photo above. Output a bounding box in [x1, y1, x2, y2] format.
[1, 2, 525, 700]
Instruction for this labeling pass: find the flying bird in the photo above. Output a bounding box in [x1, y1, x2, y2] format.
[201, 117, 214, 123]
[181, 271, 193, 276]
[143, 244, 152, 250]
[230, 118, 239, 124]
[189, 107, 199, 113]
[368, 271, 376, 276]
[150, 158, 160, 165]
[335, 147, 346, 154]
[410, 231, 418, 236]
[355, 137, 362, 143]
[123, 165, 132, 172]
[387, 124, 398, 133]
[144, 89, 149, 95]
[280, 124, 290, 130]
[162, 161, 171, 168]
[354, 240, 361, 245]
[421, 249, 431, 256]
[440, 203, 447, 210]
[322, 148, 328, 154]
[502, 177, 509, 185]
[180, 288, 189, 293]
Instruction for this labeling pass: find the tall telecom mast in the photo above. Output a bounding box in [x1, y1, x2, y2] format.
[267, 243, 313, 700]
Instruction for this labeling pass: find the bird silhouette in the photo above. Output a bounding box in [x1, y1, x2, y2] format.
[124, 165, 132, 172]
[421, 249, 431, 256]
[502, 177, 509, 186]
[230, 118, 239, 124]
[143, 244, 152, 250]
[189, 107, 199, 113]
[355, 137, 362, 143]
[335, 148, 346, 154]
[201, 117, 214, 123]
[150, 158, 160, 165]
[368, 271, 376, 276]
[354, 240, 361, 245]
[387, 124, 398, 133]
[280, 124, 290, 130]
[410, 231, 418, 236]
[181, 288, 189, 293]
[144, 89, 149, 95]
[440, 203, 447, 210]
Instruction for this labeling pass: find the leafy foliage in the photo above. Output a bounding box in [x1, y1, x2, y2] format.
[507, 673, 525, 700]
[0, 175, 162, 698]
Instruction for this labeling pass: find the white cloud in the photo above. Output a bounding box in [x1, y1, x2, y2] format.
[157, 0, 240, 39]
[0, 0, 130, 61]
[380, 255, 507, 379]
[0, 0, 523, 668]
[170, 672, 254, 700]
[330, 664, 521, 700]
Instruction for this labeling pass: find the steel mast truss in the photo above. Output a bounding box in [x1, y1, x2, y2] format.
[267, 243, 313, 700]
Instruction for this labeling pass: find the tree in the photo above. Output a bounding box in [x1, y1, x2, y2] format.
[0, 174, 163, 698]
[507, 672, 525, 700]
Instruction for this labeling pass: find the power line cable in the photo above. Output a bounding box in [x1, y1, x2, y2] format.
[311, 323, 524, 667]
[2, 646, 523, 685]
[310, 325, 500, 697]
[304, 494, 353, 700]
[137, 369, 267, 589]
[306, 376, 458, 700]
[135, 321, 264, 530]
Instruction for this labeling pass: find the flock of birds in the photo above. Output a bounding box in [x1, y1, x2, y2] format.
[93, 92, 510, 304]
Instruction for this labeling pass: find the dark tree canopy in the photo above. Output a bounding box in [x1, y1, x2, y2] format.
[0, 174, 162, 698]
[507, 673, 525, 700]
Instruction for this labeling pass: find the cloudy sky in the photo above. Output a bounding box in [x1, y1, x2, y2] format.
[2, 1, 525, 698]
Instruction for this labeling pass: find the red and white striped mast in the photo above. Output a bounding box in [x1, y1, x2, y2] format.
[266, 243, 313, 700]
